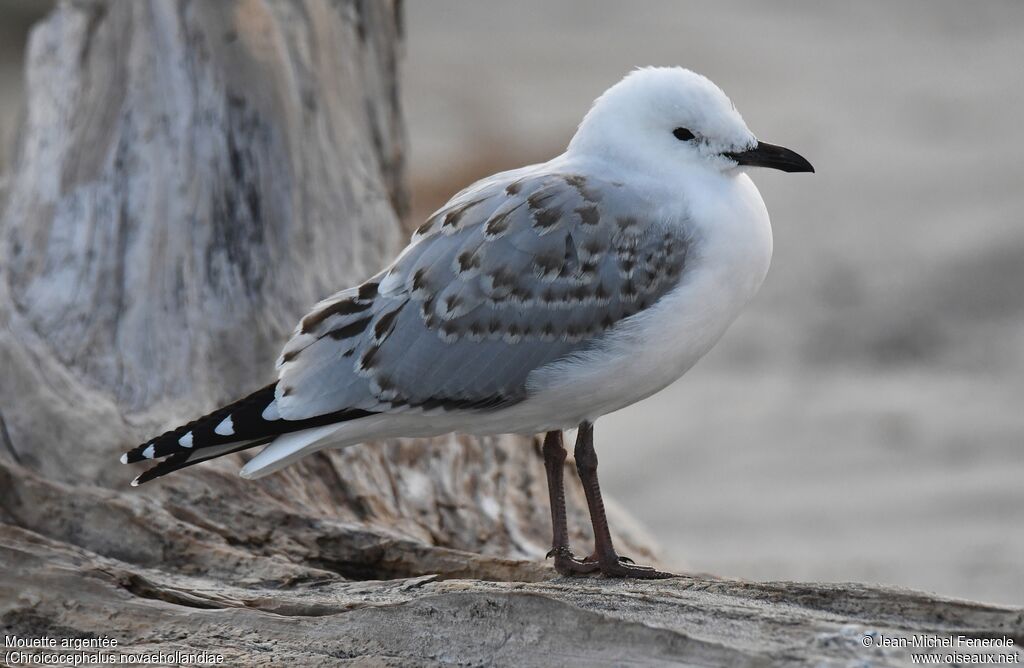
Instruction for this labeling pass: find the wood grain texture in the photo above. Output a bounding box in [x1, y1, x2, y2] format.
[2, 513, 1021, 666]
[0, 2, 1020, 666]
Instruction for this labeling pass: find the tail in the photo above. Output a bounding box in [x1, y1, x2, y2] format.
[121, 384, 373, 486]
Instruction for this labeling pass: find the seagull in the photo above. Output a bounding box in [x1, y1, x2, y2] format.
[122, 67, 813, 579]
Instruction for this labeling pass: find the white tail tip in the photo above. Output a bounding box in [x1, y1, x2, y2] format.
[120, 453, 128, 464]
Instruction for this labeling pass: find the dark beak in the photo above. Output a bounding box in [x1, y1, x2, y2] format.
[724, 141, 814, 173]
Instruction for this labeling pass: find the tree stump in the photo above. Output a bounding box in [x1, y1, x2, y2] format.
[1, 2, 1020, 666]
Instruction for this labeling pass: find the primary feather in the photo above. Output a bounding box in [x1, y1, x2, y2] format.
[122, 384, 374, 485]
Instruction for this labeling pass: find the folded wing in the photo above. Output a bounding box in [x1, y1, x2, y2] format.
[275, 169, 693, 420]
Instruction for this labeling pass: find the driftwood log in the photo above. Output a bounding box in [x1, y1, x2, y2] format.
[1, 2, 1021, 666]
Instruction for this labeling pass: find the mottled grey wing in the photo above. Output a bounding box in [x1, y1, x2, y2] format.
[275, 171, 691, 420]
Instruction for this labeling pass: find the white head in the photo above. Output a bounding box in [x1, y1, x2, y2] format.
[569, 67, 813, 176]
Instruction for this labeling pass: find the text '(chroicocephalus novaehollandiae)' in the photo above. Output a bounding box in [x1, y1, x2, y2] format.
[123, 67, 813, 578]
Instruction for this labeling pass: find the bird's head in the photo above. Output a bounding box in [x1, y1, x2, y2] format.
[568, 66, 813, 177]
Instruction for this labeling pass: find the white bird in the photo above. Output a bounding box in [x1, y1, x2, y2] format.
[122, 67, 813, 578]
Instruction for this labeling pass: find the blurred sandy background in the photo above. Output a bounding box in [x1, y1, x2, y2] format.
[3, 1, 1022, 605]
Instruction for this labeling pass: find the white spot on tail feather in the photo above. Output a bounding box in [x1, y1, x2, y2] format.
[130, 477, 140, 487]
[262, 400, 281, 421]
[120, 453, 128, 464]
[215, 416, 234, 436]
[142, 444, 155, 459]
[178, 431, 193, 448]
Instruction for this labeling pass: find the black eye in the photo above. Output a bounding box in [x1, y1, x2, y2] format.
[673, 127, 695, 141]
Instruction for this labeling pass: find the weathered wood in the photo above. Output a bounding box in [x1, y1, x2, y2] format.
[2, 515, 1021, 666]
[1, 0, 410, 482]
[2, 2, 1021, 666]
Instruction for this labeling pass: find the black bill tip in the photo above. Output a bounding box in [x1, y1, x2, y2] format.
[724, 141, 814, 173]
